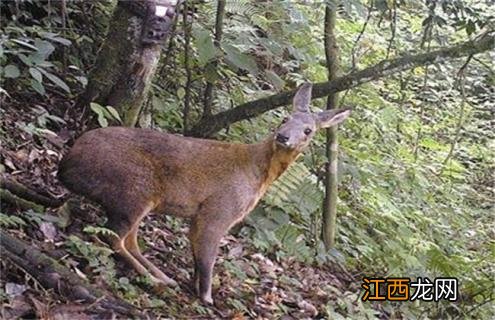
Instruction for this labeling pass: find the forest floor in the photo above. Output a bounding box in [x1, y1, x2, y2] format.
[0, 99, 382, 319]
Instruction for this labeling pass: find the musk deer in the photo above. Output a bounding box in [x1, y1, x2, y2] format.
[58, 83, 351, 304]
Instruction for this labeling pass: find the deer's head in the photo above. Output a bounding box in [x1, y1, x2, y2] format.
[274, 83, 351, 152]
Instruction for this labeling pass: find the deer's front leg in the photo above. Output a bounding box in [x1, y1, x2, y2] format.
[188, 216, 227, 304]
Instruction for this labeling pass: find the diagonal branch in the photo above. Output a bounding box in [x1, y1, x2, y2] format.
[187, 33, 494, 137]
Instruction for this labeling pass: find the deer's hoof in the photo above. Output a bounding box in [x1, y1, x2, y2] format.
[201, 295, 214, 305]
[159, 275, 178, 287]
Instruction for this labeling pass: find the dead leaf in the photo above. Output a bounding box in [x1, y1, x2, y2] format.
[73, 267, 88, 280]
[13, 149, 28, 163]
[4, 157, 17, 170]
[29, 296, 49, 319]
[2, 296, 32, 319]
[231, 311, 247, 320]
[40, 222, 57, 241]
[47, 303, 92, 320]
[297, 299, 318, 317]
[5, 283, 27, 298]
[228, 243, 244, 258]
[28, 148, 41, 163]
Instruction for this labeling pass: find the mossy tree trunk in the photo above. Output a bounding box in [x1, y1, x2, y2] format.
[78, 0, 181, 127]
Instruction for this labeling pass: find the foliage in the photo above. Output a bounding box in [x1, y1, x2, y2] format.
[0, 25, 73, 95]
[65, 235, 116, 282]
[0, 213, 26, 228]
[1, 0, 494, 319]
[90, 102, 122, 127]
[0, 1, 112, 98]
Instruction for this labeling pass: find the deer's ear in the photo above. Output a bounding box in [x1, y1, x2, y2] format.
[293, 83, 312, 113]
[316, 108, 351, 128]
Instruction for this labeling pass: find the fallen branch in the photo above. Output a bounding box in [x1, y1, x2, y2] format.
[188, 33, 494, 137]
[0, 231, 141, 317]
[0, 178, 63, 208]
[0, 189, 44, 212]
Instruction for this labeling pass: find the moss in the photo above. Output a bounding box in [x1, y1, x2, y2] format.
[82, 3, 162, 127]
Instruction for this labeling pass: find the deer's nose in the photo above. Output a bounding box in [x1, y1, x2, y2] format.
[276, 133, 289, 143]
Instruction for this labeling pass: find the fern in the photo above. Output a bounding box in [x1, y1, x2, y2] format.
[83, 226, 119, 238]
[265, 162, 312, 207]
[225, 0, 259, 18]
[250, 162, 323, 262]
[0, 213, 27, 227]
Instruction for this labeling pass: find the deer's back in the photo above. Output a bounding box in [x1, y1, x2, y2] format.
[58, 127, 259, 217]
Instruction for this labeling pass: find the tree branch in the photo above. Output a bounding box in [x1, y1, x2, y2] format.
[182, 1, 193, 133]
[0, 178, 63, 208]
[0, 189, 44, 212]
[187, 33, 494, 137]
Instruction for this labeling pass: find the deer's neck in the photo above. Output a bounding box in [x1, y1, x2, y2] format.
[250, 137, 300, 188]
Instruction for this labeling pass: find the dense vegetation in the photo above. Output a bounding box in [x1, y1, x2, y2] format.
[1, 1, 493, 319]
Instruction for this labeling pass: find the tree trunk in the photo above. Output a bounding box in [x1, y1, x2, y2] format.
[322, 6, 340, 250]
[78, 0, 180, 127]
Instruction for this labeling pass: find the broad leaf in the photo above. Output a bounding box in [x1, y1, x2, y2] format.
[39, 69, 71, 93]
[193, 28, 216, 66]
[223, 44, 258, 75]
[29, 67, 42, 83]
[3, 64, 20, 78]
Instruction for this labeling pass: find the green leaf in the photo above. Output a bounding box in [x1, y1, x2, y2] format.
[83, 226, 118, 238]
[4, 64, 20, 78]
[97, 114, 108, 127]
[265, 70, 285, 90]
[204, 63, 219, 82]
[223, 44, 258, 75]
[106, 106, 122, 123]
[177, 87, 186, 99]
[41, 32, 72, 46]
[39, 69, 71, 93]
[29, 67, 42, 83]
[193, 28, 216, 66]
[75, 76, 87, 87]
[11, 39, 38, 51]
[30, 79, 45, 95]
[90, 103, 103, 115]
[18, 54, 33, 66]
[90, 103, 108, 127]
[34, 39, 55, 58]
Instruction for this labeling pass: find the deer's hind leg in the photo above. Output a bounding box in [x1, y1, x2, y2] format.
[124, 213, 177, 286]
[106, 202, 173, 286]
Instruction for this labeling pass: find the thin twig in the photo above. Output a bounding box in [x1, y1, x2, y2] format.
[413, 16, 434, 160]
[182, 1, 193, 134]
[351, 0, 374, 70]
[385, 0, 397, 59]
[158, 10, 179, 76]
[440, 63, 470, 173]
[460, 297, 495, 319]
[61, 0, 67, 72]
[202, 0, 226, 118]
[473, 57, 495, 74]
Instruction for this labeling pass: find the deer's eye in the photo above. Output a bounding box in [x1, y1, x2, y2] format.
[281, 117, 289, 124]
[304, 128, 312, 135]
